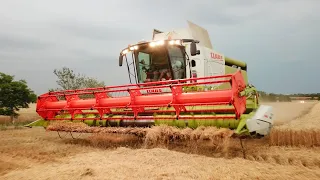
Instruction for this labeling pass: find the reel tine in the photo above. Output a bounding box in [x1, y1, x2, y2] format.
[69, 132, 82, 139]
[57, 131, 69, 139]
[57, 131, 62, 139]
[69, 132, 75, 139]
[76, 132, 83, 139]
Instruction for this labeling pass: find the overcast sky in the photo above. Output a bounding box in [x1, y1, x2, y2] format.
[0, 0, 319, 95]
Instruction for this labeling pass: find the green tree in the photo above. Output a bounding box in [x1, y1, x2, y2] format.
[0, 72, 37, 123]
[52, 67, 105, 91]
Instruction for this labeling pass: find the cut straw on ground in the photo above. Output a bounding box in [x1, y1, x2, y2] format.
[47, 121, 235, 155]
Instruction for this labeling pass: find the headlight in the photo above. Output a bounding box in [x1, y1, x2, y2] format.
[150, 40, 165, 47]
[156, 40, 164, 45]
[169, 40, 181, 45]
[129, 45, 139, 50]
[122, 49, 129, 54]
[149, 42, 156, 47]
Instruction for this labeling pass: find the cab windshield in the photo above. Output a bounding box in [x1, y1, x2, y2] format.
[134, 44, 186, 83]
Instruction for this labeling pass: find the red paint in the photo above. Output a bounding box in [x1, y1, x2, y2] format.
[36, 71, 246, 121]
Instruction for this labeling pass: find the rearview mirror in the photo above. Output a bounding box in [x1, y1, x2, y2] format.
[119, 55, 123, 66]
[190, 41, 200, 56]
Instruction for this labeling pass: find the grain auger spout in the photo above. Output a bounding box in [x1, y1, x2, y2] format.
[26, 21, 274, 137]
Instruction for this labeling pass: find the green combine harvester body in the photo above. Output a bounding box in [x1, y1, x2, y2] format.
[28, 21, 274, 137]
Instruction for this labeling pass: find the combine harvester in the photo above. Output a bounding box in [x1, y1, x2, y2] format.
[27, 21, 273, 138]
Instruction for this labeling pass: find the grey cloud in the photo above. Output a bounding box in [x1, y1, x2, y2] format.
[0, 0, 319, 95]
[185, 1, 263, 26]
[187, 10, 255, 26]
[0, 34, 52, 50]
[54, 20, 142, 41]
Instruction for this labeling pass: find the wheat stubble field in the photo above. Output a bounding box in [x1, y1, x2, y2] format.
[1, 101, 320, 180]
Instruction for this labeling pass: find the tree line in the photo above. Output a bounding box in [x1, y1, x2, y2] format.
[258, 91, 320, 102]
[258, 91, 292, 102]
[290, 93, 320, 100]
[0, 67, 105, 124]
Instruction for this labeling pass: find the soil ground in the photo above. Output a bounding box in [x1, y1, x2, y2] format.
[1, 101, 320, 180]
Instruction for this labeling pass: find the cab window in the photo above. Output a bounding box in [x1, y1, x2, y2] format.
[167, 46, 185, 79]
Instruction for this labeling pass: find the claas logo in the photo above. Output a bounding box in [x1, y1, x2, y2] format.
[147, 89, 162, 93]
[210, 52, 223, 60]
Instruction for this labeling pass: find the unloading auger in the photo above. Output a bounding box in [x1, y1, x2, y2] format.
[27, 21, 274, 137]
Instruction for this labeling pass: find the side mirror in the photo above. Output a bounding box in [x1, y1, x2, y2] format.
[190, 41, 200, 56]
[190, 42, 197, 56]
[119, 55, 123, 66]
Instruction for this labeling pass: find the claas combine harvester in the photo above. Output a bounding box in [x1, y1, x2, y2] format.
[27, 21, 274, 138]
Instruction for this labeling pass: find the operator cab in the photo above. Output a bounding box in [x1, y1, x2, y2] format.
[119, 39, 199, 84]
